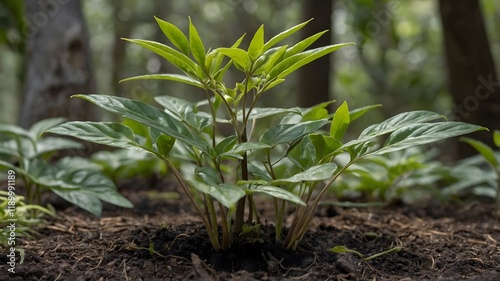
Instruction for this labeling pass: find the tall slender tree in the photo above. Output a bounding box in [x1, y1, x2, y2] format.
[439, 0, 500, 158]
[298, 0, 333, 108]
[19, 0, 95, 128]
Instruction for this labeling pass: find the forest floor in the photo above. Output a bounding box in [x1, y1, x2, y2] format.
[1, 177, 500, 281]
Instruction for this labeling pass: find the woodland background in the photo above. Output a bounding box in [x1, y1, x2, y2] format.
[0, 0, 499, 159]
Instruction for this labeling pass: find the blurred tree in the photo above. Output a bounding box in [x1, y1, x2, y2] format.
[298, 0, 333, 108]
[19, 0, 96, 128]
[439, 0, 500, 158]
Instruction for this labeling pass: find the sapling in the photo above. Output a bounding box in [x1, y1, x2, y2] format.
[47, 17, 485, 251]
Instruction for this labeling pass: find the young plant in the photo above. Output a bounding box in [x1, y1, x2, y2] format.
[0, 190, 54, 249]
[461, 131, 500, 214]
[47, 18, 485, 251]
[0, 118, 132, 217]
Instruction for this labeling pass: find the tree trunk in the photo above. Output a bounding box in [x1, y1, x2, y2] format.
[19, 0, 95, 128]
[298, 0, 333, 108]
[439, 0, 500, 159]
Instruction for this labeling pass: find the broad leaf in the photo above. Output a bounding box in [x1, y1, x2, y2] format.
[190, 181, 246, 208]
[120, 74, 205, 88]
[229, 142, 272, 155]
[29, 117, 67, 138]
[260, 120, 328, 147]
[330, 101, 350, 141]
[155, 16, 190, 55]
[271, 163, 337, 184]
[288, 137, 316, 170]
[47, 121, 149, 152]
[216, 47, 249, 70]
[246, 185, 305, 205]
[248, 24, 264, 61]
[342, 111, 447, 149]
[69, 95, 211, 155]
[372, 122, 486, 156]
[188, 17, 206, 65]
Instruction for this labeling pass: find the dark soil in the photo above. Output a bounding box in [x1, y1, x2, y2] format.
[1, 178, 500, 280]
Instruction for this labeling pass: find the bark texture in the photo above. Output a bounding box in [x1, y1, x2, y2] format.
[19, 0, 95, 128]
[439, 0, 500, 158]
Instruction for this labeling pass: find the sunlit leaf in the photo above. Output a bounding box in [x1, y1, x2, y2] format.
[188, 17, 206, 65]
[120, 74, 205, 88]
[263, 19, 312, 52]
[155, 16, 190, 55]
[330, 101, 350, 141]
[248, 24, 264, 61]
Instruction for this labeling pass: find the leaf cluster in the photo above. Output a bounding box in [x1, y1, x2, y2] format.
[47, 18, 485, 250]
[0, 118, 132, 217]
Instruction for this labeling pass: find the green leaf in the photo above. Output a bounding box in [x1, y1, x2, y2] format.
[195, 166, 220, 186]
[154, 133, 176, 156]
[155, 16, 190, 55]
[190, 181, 245, 209]
[269, 42, 355, 80]
[329, 246, 364, 258]
[360, 111, 445, 137]
[309, 134, 342, 162]
[242, 107, 301, 121]
[52, 189, 103, 217]
[29, 117, 67, 138]
[0, 124, 31, 140]
[215, 135, 238, 155]
[216, 47, 249, 70]
[349, 104, 382, 122]
[373, 122, 486, 156]
[252, 46, 288, 76]
[461, 137, 498, 167]
[155, 95, 212, 132]
[122, 38, 203, 78]
[229, 142, 272, 155]
[260, 120, 328, 147]
[342, 111, 447, 149]
[288, 136, 316, 170]
[494, 130, 500, 148]
[285, 30, 328, 58]
[120, 74, 205, 88]
[246, 185, 305, 205]
[70, 95, 211, 155]
[188, 17, 206, 65]
[271, 163, 337, 184]
[330, 101, 350, 141]
[263, 19, 312, 52]
[47, 121, 149, 152]
[34, 137, 84, 158]
[248, 24, 264, 61]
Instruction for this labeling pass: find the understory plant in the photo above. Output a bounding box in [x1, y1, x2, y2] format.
[47, 17, 485, 251]
[460, 131, 500, 214]
[0, 118, 133, 217]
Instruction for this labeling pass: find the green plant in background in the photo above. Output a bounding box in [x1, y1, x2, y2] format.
[461, 130, 500, 214]
[0, 190, 54, 250]
[47, 17, 485, 251]
[328, 148, 446, 205]
[0, 118, 133, 217]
